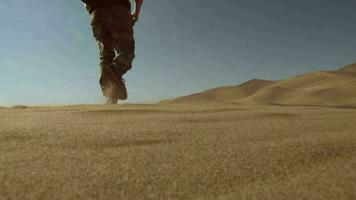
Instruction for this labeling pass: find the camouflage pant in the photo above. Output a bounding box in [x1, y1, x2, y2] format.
[90, 6, 135, 98]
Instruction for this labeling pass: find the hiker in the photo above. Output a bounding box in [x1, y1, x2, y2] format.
[82, 0, 144, 104]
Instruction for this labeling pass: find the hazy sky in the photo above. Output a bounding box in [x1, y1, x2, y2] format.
[1, 0, 356, 106]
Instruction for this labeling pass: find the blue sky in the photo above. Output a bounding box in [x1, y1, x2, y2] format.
[1, 0, 356, 106]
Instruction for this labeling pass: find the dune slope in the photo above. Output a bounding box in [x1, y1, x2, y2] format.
[161, 79, 274, 104]
[163, 63, 356, 107]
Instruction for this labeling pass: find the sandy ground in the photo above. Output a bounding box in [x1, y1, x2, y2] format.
[0, 104, 355, 200]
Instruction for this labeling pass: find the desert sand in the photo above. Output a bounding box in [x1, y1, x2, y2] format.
[164, 63, 356, 107]
[1, 63, 356, 199]
[1, 103, 355, 200]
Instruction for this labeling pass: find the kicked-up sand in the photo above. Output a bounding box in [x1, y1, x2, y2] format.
[0, 104, 355, 200]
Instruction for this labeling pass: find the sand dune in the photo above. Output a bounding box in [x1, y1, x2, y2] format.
[336, 63, 356, 75]
[1, 104, 356, 199]
[163, 63, 356, 107]
[161, 79, 274, 104]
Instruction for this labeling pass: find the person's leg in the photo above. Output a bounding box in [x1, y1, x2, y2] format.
[96, 39, 122, 100]
[112, 35, 135, 76]
[91, 10, 122, 102]
[101, 37, 131, 101]
[109, 6, 135, 76]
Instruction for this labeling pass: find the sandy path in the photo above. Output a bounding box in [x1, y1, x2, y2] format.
[0, 104, 355, 200]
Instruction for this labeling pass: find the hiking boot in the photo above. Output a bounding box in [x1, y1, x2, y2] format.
[115, 77, 127, 100]
[107, 64, 128, 100]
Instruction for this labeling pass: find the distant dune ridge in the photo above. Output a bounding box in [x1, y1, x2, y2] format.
[162, 63, 356, 107]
